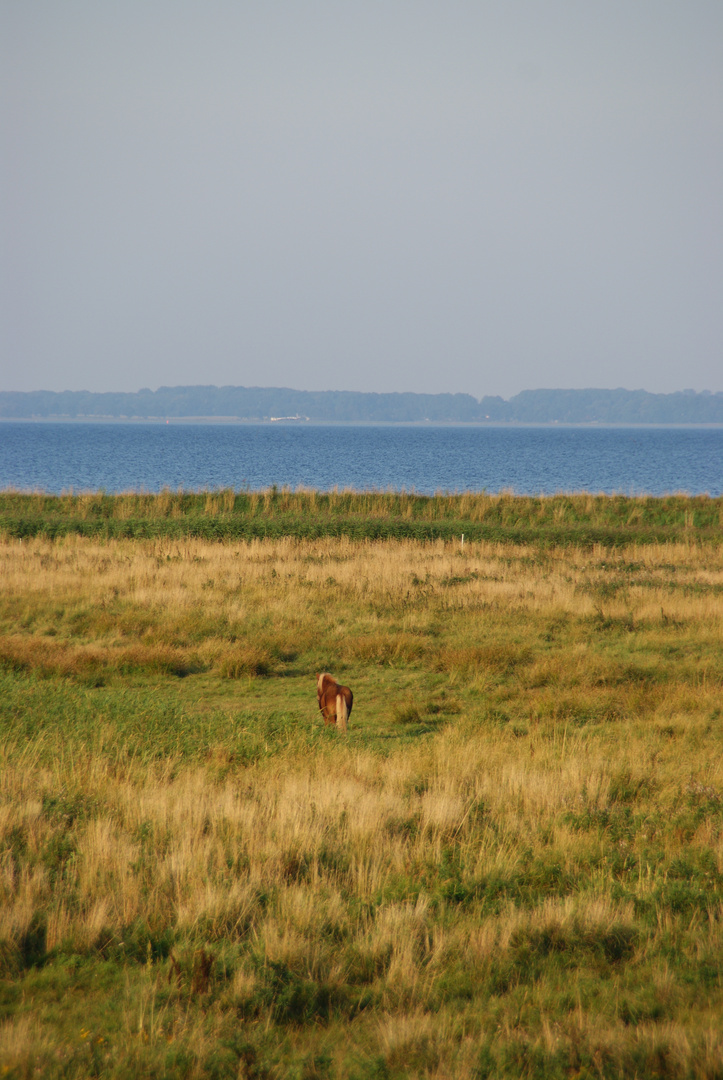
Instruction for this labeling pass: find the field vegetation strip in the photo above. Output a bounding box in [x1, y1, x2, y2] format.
[1, 489, 722, 545]
[0, 496, 721, 1077]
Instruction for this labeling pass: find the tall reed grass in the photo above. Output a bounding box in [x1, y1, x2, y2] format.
[1, 489, 721, 545]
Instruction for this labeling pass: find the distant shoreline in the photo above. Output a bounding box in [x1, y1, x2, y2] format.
[2, 385, 722, 425]
[1, 416, 722, 428]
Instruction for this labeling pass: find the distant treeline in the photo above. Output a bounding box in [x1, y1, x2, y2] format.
[1, 385, 722, 424]
[1, 489, 720, 547]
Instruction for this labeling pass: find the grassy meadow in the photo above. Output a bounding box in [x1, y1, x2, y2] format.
[0, 492, 722, 1078]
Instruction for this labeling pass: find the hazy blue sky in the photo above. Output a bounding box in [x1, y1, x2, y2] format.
[2, 2, 722, 397]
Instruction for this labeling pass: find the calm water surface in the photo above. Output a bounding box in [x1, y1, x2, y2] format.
[0, 422, 721, 496]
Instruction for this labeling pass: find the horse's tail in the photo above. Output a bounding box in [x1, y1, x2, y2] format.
[336, 693, 348, 734]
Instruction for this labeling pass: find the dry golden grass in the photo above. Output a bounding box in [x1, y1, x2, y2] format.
[0, 531, 722, 1076]
[1, 533, 722, 672]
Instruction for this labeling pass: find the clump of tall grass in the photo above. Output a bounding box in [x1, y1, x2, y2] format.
[217, 645, 272, 678]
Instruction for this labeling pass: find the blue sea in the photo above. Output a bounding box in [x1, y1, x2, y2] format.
[0, 422, 721, 496]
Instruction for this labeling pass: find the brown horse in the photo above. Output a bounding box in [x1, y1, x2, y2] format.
[316, 672, 353, 734]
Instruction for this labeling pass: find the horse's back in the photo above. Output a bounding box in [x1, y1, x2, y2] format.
[317, 672, 353, 726]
